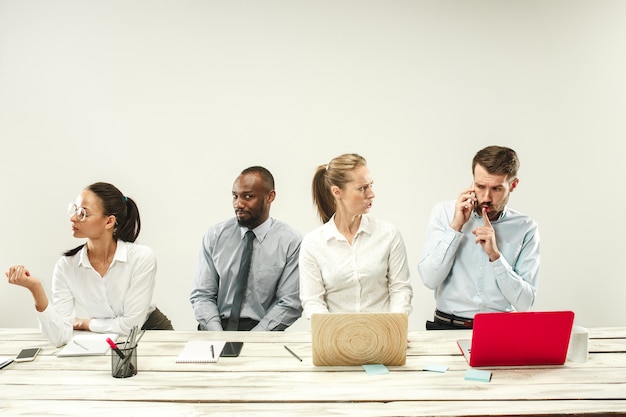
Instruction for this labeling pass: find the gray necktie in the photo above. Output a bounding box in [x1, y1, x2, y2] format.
[226, 230, 255, 331]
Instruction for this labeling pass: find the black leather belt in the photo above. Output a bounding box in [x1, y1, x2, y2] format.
[434, 309, 474, 329]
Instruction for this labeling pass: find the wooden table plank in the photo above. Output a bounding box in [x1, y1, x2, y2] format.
[2, 399, 626, 417]
[2, 348, 624, 372]
[2, 379, 626, 402]
[3, 366, 626, 386]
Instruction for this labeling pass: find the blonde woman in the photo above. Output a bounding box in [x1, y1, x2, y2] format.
[299, 153, 413, 318]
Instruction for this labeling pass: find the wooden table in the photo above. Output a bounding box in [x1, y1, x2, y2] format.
[1, 328, 625, 416]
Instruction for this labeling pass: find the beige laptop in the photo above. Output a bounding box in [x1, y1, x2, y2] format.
[311, 312, 408, 366]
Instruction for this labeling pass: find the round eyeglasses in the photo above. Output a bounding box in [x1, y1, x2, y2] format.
[67, 203, 107, 222]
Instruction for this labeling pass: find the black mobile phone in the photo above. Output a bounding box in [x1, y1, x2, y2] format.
[15, 347, 41, 362]
[220, 342, 243, 357]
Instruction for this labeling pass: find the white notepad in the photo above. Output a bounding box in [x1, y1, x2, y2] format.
[176, 341, 226, 363]
[57, 333, 119, 357]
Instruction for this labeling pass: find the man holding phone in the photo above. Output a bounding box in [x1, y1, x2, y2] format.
[418, 146, 540, 330]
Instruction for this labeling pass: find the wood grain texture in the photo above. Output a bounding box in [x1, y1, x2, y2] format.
[311, 313, 408, 366]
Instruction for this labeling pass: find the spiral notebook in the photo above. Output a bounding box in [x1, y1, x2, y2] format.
[176, 341, 227, 363]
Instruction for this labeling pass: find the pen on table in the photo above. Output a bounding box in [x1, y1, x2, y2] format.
[106, 337, 126, 359]
[73, 339, 88, 350]
[284, 345, 302, 362]
[210, 344, 214, 359]
[0, 359, 14, 370]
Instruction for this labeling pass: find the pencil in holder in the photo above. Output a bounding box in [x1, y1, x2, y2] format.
[111, 346, 137, 378]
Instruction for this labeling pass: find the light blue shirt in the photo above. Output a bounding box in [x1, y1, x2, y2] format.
[190, 217, 302, 331]
[418, 200, 540, 318]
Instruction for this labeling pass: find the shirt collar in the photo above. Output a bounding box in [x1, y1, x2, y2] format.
[77, 241, 128, 267]
[322, 214, 372, 242]
[239, 217, 273, 242]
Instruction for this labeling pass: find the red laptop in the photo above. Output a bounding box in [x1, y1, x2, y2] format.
[457, 311, 575, 367]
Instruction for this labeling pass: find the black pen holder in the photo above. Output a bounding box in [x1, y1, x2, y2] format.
[111, 346, 137, 378]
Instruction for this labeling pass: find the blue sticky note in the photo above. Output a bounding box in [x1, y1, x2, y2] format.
[464, 369, 492, 382]
[423, 364, 449, 373]
[362, 364, 389, 375]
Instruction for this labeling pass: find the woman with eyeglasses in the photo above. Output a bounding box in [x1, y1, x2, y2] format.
[5, 182, 173, 347]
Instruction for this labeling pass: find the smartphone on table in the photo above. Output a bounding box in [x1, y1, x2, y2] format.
[220, 342, 243, 357]
[15, 348, 41, 362]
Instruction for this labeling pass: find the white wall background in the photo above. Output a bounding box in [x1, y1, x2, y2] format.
[1, 0, 624, 332]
